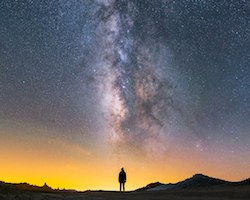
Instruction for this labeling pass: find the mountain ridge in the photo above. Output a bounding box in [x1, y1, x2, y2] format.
[142, 174, 250, 191]
[0, 174, 249, 193]
[0, 181, 76, 194]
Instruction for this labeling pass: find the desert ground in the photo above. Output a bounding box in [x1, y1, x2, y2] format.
[1, 186, 250, 200]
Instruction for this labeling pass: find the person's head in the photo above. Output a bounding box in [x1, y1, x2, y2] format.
[121, 167, 124, 171]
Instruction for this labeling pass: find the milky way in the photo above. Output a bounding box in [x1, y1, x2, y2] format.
[71, 0, 250, 155]
[1, 0, 250, 171]
[73, 0, 191, 155]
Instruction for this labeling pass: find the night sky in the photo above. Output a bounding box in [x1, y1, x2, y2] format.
[1, 0, 250, 190]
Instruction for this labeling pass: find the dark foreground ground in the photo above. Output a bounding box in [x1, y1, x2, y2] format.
[1, 186, 250, 200]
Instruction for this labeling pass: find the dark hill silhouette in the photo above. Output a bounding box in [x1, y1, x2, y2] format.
[172, 174, 229, 189]
[236, 178, 250, 186]
[135, 182, 164, 191]
[144, 174, 250, 191]
[15, 182, 53, 192]
[0, 181, 76, 194]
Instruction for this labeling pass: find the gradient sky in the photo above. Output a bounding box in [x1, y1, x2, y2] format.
[1, 0, 250, 191]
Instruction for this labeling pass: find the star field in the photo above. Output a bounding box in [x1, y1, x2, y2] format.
[1, 0, 250, 190]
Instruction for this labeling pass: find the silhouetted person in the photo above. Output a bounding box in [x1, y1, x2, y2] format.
[119, 168, 126, 192]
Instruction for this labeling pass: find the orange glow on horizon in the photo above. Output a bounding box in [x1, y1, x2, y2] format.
[1, 125, 250, 191]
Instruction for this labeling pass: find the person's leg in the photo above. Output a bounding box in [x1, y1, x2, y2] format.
[123, 182, 125, 191]
[120, 182, 122, 191]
